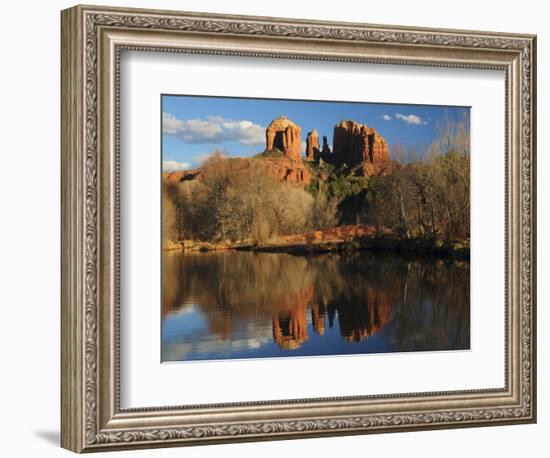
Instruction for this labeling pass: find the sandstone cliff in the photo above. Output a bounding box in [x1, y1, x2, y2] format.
[265, 116, 302, 162]
[261, 156, 311, 184]
[305, 129, 320, 161]
[164, 156, 310, 187]
[332, 119, 390, 165]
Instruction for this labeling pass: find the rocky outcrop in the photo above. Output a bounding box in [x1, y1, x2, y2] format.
[305, 129, 320, 160]
[359, 161, 397, 177]
[332, 120, 390, 165]
[261, 156, 311, 184]
[265, 116, 302, 162]
[264, 116, 390, 178]
[163, 156, 310, 188]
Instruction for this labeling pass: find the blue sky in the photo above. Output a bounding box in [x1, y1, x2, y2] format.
[162, 94, 469, 171]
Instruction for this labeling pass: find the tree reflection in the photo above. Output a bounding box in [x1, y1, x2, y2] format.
[163, 251, 470, 354]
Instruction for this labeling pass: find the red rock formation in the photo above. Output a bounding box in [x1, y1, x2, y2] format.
[261, 156, 311, 185]
[163, 156, 311, 188]
[163, 117, 392, 189]
[370, 132, 389, 162]
[305, 129, 320, 161]
[265, 116, 302, 162]
[332, 120, 390, 165]
[359, 160, 397, 177]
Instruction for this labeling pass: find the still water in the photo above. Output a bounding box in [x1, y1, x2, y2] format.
[162, 251, 470, 362]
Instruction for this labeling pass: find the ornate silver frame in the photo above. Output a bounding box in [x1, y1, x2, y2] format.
[61, 4, 537, 453]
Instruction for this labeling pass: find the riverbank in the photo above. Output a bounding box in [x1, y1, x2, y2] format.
[163, 229, 469, 260]
[236, 237, 469, 259]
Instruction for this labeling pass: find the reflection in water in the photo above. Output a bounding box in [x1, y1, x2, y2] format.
[162, 251, 470, 362]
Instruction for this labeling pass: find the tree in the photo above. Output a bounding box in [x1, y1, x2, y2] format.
[162, 187, 178, 244]
[364, 113, 470, 242]
[201, 151, 232, 240]
[164, 152, 315, 244]
[310, 185, 339, 230]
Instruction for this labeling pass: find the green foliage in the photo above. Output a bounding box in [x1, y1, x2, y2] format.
[305, 170, 369, 225]
[326, 173, 368, 200]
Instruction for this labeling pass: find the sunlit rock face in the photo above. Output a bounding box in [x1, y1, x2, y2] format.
[331, 119, 390, 165]
[262, 116, 311, 184]
[260, 156, 312, 184]
[305, 129, 320, 161]
[265, 116, 302, 162]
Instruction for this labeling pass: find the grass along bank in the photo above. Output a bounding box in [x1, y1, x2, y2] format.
[163, 224, 469, 260]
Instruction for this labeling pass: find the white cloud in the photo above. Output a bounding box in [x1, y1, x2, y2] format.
[382, 114, 392, 121]
[301, 141, 307, 153]
[162, 112, 265, 146]
[395, 113, 423, 125]
[163, 160, 191, 172]
[162, 113, 183, 135]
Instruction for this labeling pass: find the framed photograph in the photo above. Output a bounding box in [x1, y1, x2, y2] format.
[61, 4, 537, 453]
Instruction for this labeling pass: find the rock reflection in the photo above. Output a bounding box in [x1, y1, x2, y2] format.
[162, 251, 470, 361]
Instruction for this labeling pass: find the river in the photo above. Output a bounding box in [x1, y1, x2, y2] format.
[162, 250, 470, 362]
